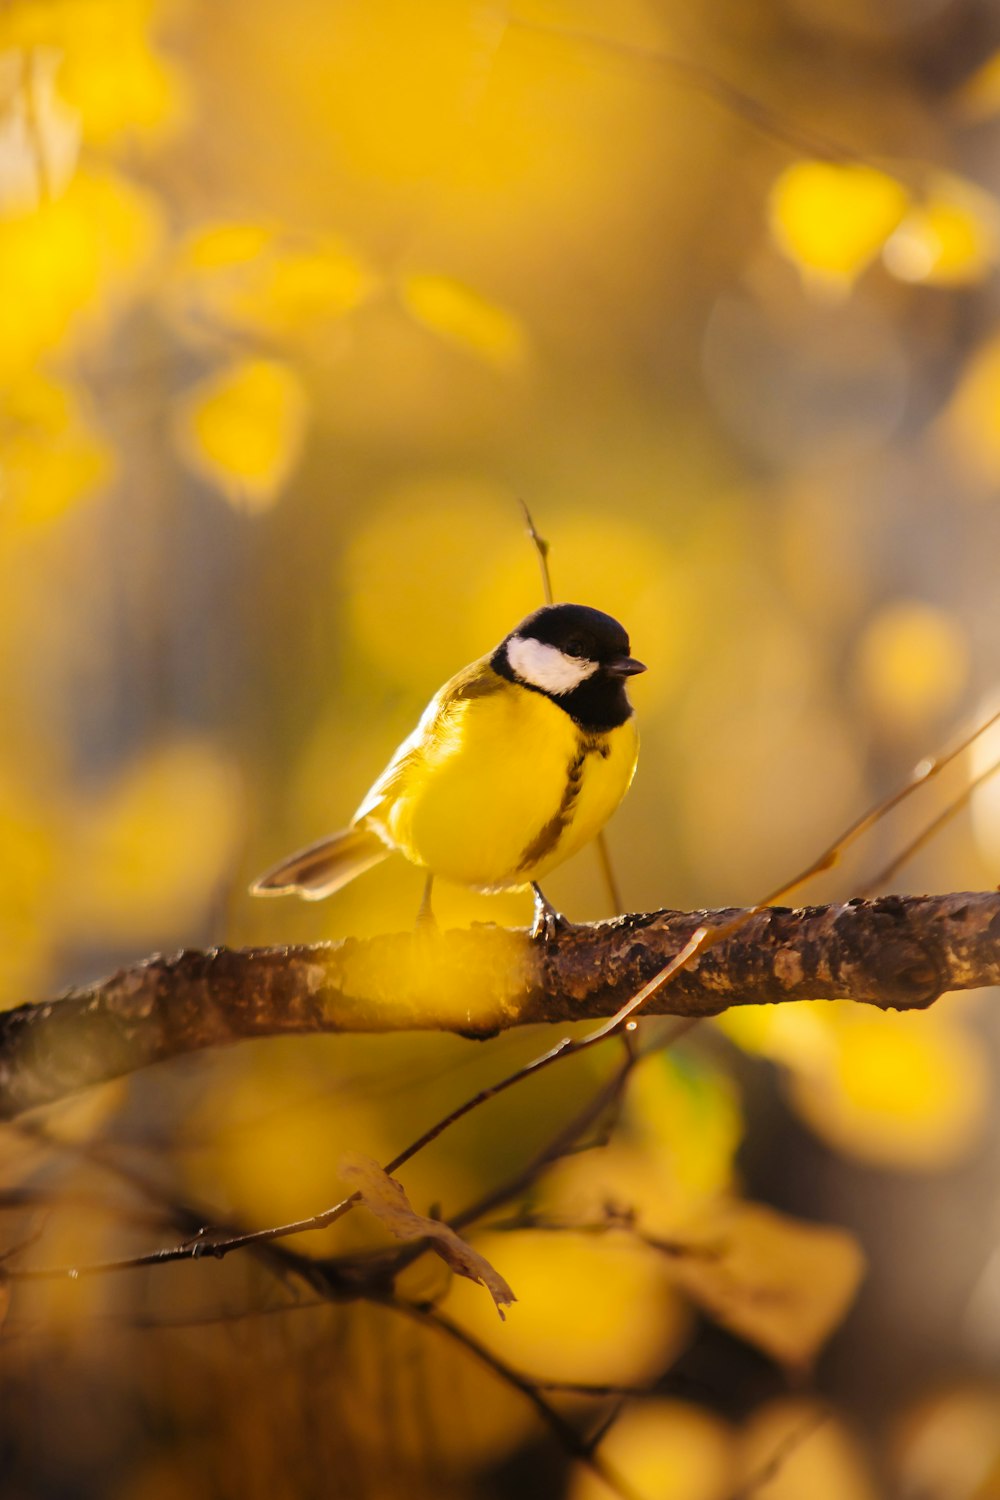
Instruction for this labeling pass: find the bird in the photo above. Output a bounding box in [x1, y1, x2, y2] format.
[250, 602, 646, 939]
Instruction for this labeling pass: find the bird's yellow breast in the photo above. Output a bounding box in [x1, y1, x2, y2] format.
[362, 667, 638, 892]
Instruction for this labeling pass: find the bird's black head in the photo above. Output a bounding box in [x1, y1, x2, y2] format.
[492, 603, 646, 730]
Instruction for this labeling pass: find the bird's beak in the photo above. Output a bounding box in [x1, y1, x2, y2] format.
[606, 655, 647, 677]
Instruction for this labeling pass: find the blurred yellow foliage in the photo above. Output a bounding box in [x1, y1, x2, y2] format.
[0, 374, 111, 528]
[0, 1, 185, 145]
[571, 1399, 878, 1500]
[769, 160, 909, 291]
[445, 1229, 690, 1386]
[854, 600, 969, 737]
[884, 174, 1000, 286]
[668, 1202, 865, 1370]
[64, 738, 243, 942]
[723, 1001, 988, 1168]
[738, 1401, 878, 1500]
[0, 48, 80, 215]
[891, 1387, 1000, 1499]
[0, 165, 162, 378]
[169, 222, 377, 343]
[571, 1402, 735, 1500]
[399, 272, 528, 370]
[173, 357, 309, 508]
[0, 771, 55, 1003]
[792, 1004, 989, 1169]
[625, 1051, 742, 1203]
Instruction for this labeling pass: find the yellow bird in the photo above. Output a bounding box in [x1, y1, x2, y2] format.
[250, 603, 645, 938]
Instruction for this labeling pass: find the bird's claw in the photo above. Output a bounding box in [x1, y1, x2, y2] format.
[530, 884, 572, 943]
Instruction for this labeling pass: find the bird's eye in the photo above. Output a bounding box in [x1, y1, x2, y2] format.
[564, 636, 587, 657]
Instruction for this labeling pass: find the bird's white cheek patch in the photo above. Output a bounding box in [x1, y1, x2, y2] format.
[507, 635, 598, 694]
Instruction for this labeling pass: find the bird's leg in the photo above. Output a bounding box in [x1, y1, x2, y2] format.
[416, 874, 437, 931]
[530, 882, 570, 942]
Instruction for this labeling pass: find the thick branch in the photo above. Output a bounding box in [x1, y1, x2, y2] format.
[2, 892, 998, 1119]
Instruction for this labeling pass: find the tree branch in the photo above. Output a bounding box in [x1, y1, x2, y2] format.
[2, 892, 998, 1119]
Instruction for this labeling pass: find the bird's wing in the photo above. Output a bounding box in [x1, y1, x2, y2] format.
[351, 656, 502, 828]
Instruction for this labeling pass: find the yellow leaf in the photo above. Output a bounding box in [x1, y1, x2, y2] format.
[444, 1230, 690, 1387]
[789, 1004, 989, 1169]
[853, 600, 969, 735]
[169, 222, 377, 342]
[570, 1401, 735, 1500]
[64, 738, 243, 941]
[892, 1389, 1000, 1499]
[626, 1051, 743, 1202]
[0, 165, 162, 378]
[769, 160, 910, 292]
[739, 1400, 879, 1500]
[173, 358, 308, 509]
[884, 174, 1000, 285]
[666, 1202, 865, 1371]
[0, 375, 111, 527]
[399, 272, 527, 369]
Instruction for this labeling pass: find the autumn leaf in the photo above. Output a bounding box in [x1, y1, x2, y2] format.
[340, 1153, 516, 1318]
[398, 272, 527, 369]
[663, 1202, 865, 1371]
[172, 357, 308, 509]
[768, 160, 909, 292]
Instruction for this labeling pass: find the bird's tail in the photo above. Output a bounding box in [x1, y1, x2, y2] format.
[249, 825, 390, 900]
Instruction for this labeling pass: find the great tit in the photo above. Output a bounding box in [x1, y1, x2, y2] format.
[250, 602, 645, 938]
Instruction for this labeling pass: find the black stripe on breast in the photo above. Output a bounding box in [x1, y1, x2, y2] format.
[515, 732, 608, 872]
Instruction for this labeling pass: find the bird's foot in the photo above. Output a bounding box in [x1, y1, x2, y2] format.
[530, 883, 573, 943]
[415, 875, 438, 933]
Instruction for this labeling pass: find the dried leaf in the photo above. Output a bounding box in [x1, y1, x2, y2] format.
[664, 1202, 865, 1371]
[340, 1153, 516, 1318]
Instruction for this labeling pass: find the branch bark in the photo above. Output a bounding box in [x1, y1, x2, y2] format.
[2, 891, 998, 1120]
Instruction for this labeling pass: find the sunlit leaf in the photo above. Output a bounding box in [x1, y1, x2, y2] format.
[0, 374, 111, 527]
[788, 1004, 989, 1169]
[0, 165, 162, 378]
[665, 1203, 865, 1370]
[173, 357, 309, 509]
[739, 1400, 879, 1500]
[398, 272, 527, 369]
[570, 1401, 735, 1500]
[169, 222, 377, 342]
[768, 160, 909, 292]
[626, 1050, 743, 1202]
[722, 1000, 988, 1169]
[444, 1229, 690, 1387]
[884, 174, 1000, 285]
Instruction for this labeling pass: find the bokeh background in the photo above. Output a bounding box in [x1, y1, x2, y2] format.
[5, 1, 1000, 1496]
